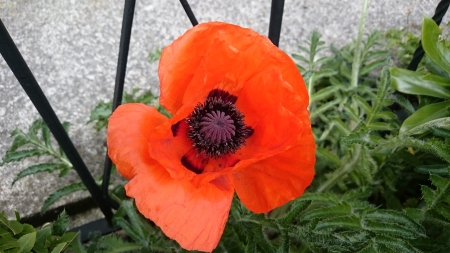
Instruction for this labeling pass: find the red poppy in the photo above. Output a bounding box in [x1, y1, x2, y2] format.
[107, 22, 315, 252]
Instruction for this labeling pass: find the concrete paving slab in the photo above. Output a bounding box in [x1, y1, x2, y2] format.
[0, 0, 445, 222]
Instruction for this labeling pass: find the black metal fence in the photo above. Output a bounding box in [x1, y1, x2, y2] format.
[0, 0, 449, 242]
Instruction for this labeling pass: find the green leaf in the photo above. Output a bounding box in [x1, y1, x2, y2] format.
[400, 101, 450, 133]
[0, 218, 23, 235]
[390, 68, 450, 99]
[313, 217, 362, 231]
[363, 210, 425, 237]
[3, 149, 46, 163]
[52, 210, 69, 236]
[281, 200, 311, 226]
[41, 183, 86, 214]
[50, 243, 66, 253]
[310, 85, 341, 103]
[17, 232, 36, 253]
[66, 234, 86, 253]
[41, 123, 51, 149]
[97, 235, 141, 253]
[360, 59, 387, 75]
[415, 164, 450, 175]
[7, 129, 28, 153]
[12, 163, 69, 185]
[353, 95, 373, 115]
[33, 227, 51, 253]
[422, 17, 450, 73]
[310, 99, 340, 119]
[0, 237, 20, 251]
[301, 204, 352, 221]
[316, 147, 342, 168]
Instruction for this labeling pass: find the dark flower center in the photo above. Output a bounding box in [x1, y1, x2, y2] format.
[200, 111, 236, 144]
[186, 89, 253, 158]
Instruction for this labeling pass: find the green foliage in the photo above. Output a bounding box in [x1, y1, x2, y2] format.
[88, 87, 169, 132]
[0, 211, 78, 253]
[148, 47, 162, 63]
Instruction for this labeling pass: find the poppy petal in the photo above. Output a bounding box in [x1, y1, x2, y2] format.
[230, 132, 316, 213]
[125, 162, 234, 252]
[107, 103, 168, 179]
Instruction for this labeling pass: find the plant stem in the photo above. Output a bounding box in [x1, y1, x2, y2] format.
[350, 0, 371, 88]
[316, 144, 362, 193]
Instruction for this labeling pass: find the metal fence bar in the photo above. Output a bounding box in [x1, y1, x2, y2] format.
[268, 0, 285, 47]
[407, 0, 450, 70]
[0, 19, 113, 220]
[102, 0, 136, 210]
[179, 0, 198, 26]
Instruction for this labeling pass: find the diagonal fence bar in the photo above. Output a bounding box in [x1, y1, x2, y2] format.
[268, 0, 285, 47]
[102, 0, 136, 210]
[0, 19, 113, 220]
[180, 0, 198, 26]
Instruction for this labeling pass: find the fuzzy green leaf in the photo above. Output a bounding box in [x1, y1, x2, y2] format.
[7, 129, 28, 152]
[41, 183, 86, 214]
[52, 210, 69, 236]
[301, 204, 352, 221]
[415, 164, 450, 175]
[12, 163, 69, 185]
[313, 217, 362, 231]
[97, 235, 141, 253]
[310, 85, 341, 103]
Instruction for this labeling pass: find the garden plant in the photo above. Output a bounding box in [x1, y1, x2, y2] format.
[1, 0, 450, 252]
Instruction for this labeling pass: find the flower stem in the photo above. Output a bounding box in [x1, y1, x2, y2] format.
[350, 0, 371, 88]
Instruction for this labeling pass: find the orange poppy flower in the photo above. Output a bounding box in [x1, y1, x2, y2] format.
[107, 22, 315, 252]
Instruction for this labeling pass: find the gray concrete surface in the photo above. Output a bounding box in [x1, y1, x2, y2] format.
[0, 0, 444, 224]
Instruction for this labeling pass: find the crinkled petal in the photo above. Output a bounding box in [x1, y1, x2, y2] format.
[125, 161, 234, 252]
[230, 132, 315, 213]
[107, 103, 168, 179]
[159, 22, 307, 115]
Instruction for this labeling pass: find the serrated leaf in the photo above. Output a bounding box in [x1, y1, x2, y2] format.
[364, 210, 425, 237]
[353, 95, 373, 115]
[52, 210, 68, 236]
[368, 122, 394, 131]
[316, 147, 342, 168]
[112, 217, 141, 243]
[363, 220, 419, 239]
[120, 201, 145, 240]
[28, 120, 43, 142]
[310, 85, 341, 103]
[7, 130, 28, 153]
[415, 164, 449, 175]
[17, 232, 36, 253]
[375, 111, 397, 121]
[343, 103, 361, 122]
[374, 235, 420, 253]
[3, 149, 46, 163]
[97, 235, 141, 253]
[41, 183, 86, 215]
[314, 217, 362, 231]
[281, 200, 311, 226]
[360, 59, 387, 75]
[291, 53, 308, 63]
[301, 204, 352, 221]
[430, 174, 449, 189]
[66, 234, 86, 253]
[12, 163, 69, 185]
[310, 99, 340, 119]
